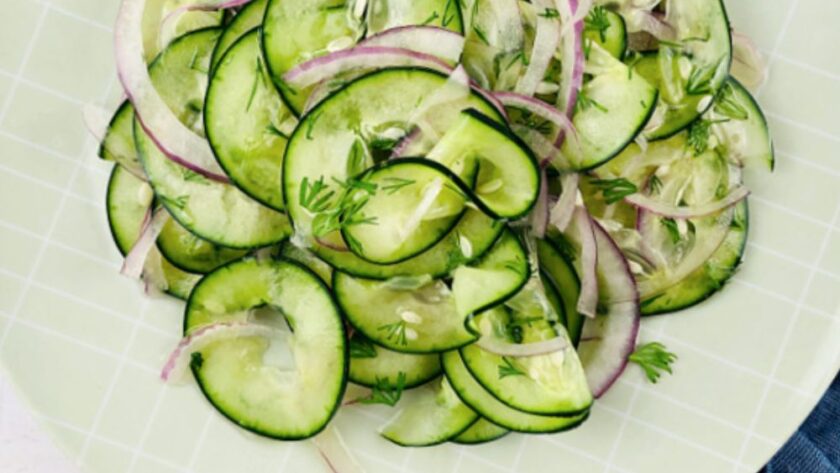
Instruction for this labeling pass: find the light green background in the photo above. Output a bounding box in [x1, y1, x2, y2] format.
[0, 1, 838, 472]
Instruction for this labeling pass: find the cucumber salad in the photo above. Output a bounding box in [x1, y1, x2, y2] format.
[91, 0, 772, 462]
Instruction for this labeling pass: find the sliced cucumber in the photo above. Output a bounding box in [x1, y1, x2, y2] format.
[460, 0, 526, 91]
[106, 165, 201, 300]
[263, 0, 364, 113]
[317, 208, 504, 280]
[341, 159, 470, 264]
[584, 7, 627, 60]
[185, 258, 346, 440]
[427, 109, 541, 220]
[642, 201, 748, 315]
[348, 333, 441, 388]
[284, 68, 502, 250]
[135, 28, 291, 249]
[441, 350, 589, 433]
[641, 0, 732, 140]
[452, 229, 529, 318]
[206, 29, 295, 211]
[367, 0, 463, 35]
[210, 0, 268, 71]
[537, 239, 584, 346]
[380, 377, 478, 446]
[99, 101, 139, 171]
[452, 418, 508, 444]
[561, 43, 657, 170]
[279, 242, 334, 285]
[156, 218, 249, 274]
[334, 272, 477, 353]
[460, 308, 592, 416]
[708, 78, 774, 171]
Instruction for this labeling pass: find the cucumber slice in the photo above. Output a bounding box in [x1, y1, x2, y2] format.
[263, 0, 364, 113]
[156, 218, 249, 274]
[452, 418, 508, 444]
[561, 43, 658, 170]
[348, 333, 441, 388]
[537, 239, 584, 346]
[642, 201, 748, 315]
[135, 28, 292, 249]
[342, 159, 470, 264]
[427, 109, 541, 220]
[380, 377, 478, 446]
[367, 0, 463, 35]
[334, 272, 477, 353]
[106, 165, 201, 300]
[317, 208, 504, 280]
[441, 350, 589, 433]
[583, 7, 627, 60]
[279, 243, 334, 285]
[99, 101, 139, 170]
[206, 29, 295, 211]
[640, 0, 732, 140]
[460, 0, 526, 91]
[452, 229, 529, 318]
[460, 308, 592, 416]
[209, 0, 268, 71]
[708, 78, 774, 171]
[284, 68, 503, 250]
[185, 258, 346, 440]
[540, 270, 566, 327]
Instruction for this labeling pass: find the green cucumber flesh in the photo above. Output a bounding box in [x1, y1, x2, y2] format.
[452, 418, 508, 444]
[334, 271, 477, 353]
[367, 0, 463, 35]
[459, 307, 592, 416]
[708, 78, 774, 171]
[284, 67, 502, 250]
[584, 7, 627, 60]
[106, 165, 201, 300]
[206, 29, 295, 211]
[380, 377, 478, 446]
[427, 109, 541, 220]
[279, 242, 334, 285]
[135, 28, 291, 249]
[315, 208, 504, 280]
[561, 43, 658, 170]
[441, 350, 589, 433]
[209, 0, 268, 71]
[642, 201, 748, 315]
[99, 101, 139, 170]
[185, 258, 346, 440]
[263, 0, 364, 113]
[537, 239, 584, 345]
[156, 218, 249, 274]
[348, 333, 441, 388]
[341, 159, 471, 264]
[641, 0, 732, 140]
[452, 229, 529, 318]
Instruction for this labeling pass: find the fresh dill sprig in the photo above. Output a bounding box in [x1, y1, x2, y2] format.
[629, 342, 678, 383]
[498, 357, 526, 379]
[590, 178, 638, 204]
[358, 372, 407, 406]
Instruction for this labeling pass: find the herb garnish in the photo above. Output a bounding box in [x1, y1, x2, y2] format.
[585, 6, 611, 42]
[378, 320, 409, 346]
[590, 177, 638, 204]
[687, 118, 728, 155]
[498, 357, 526, 379]
[349, 336, 378, 359]
[577, 90, 609, 113]
[629, 342, 677, 383]
[358, 372, 407, 406]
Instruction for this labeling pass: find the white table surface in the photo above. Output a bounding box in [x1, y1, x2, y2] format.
[0, 375, 78, 473]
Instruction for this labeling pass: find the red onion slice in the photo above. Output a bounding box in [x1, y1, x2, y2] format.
[516, 0, 562, 97]
[554, 0, 587, 126]
[121, 207, 170, 279]
[531, 169, 550, 238]
[495, 92, 581, 161]
[161, 322, 289, 383]
[283, 46, 453, 90]
[625, 185, 749, 219]
[578, 220, 640, 397]
[549, 173, 579, 232]
[115, 0, 229, 182]
[362, 26, 465, 64]
[565, 206, 598, 318]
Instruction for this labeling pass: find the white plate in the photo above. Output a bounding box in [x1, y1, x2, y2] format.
[0, 1, 838, 472]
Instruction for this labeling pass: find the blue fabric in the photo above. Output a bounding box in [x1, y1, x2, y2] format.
[764, 372, 839, 473]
